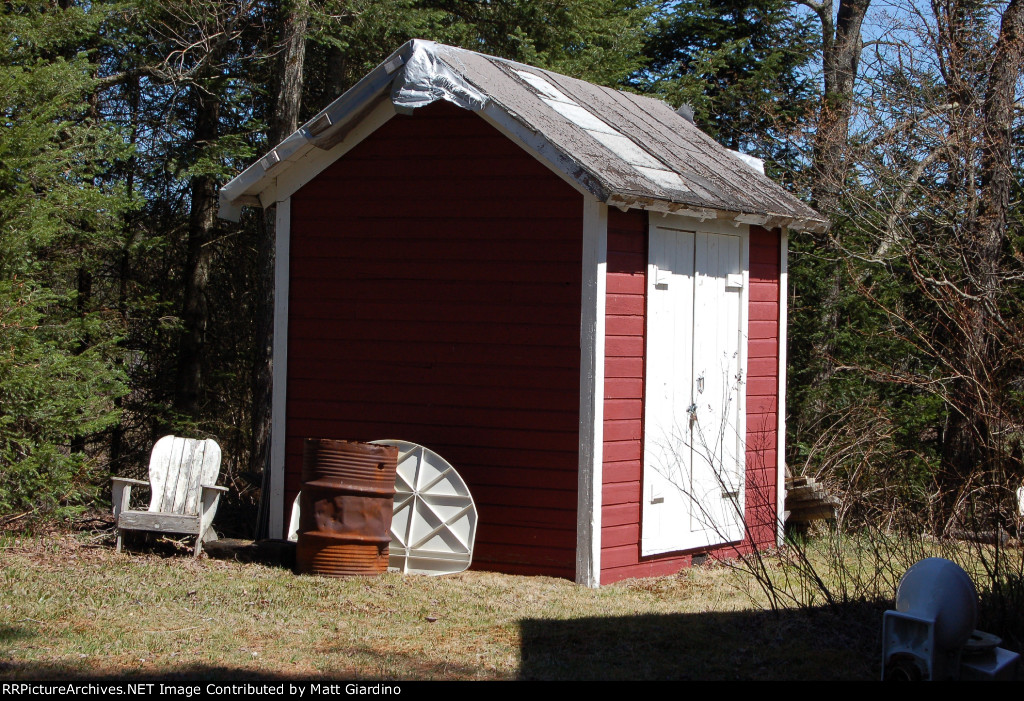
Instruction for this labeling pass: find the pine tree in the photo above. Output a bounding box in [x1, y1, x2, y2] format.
[0, 2, 133, 517]
[635, 0, 818, 163]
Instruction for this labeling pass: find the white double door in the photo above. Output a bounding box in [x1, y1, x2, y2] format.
[641, 220, 748, 555]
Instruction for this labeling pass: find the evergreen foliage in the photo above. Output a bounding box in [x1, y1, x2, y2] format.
[634, 0, 818, 163]
[786, 0, 1024, 531]
[0, 2, 132, 516]
[303, 0, 653, 116]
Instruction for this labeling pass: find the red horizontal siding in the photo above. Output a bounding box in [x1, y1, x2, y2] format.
[603, 502, 640, 528]
[605, 356, 643, 378]
[749, 283, 780, 303]
[603, 460, 641, 484]
[285, 102, 582, 578]
[603, 481, 640, 505]
[291, 278, 576, 305]
[605, 398, 643, 420]
[599, 221, 783, 584]
[748, 356, 779, 377]
[288, 339, 581, 368]
[291, 299, 580, 326]
[601, 523, 639, 548]
[603, 441, 641, 464]
[741, 225, 782, 551]
[288, 378, 580, 412]
[604, 419, 641, 442]
[284, 406, 578, 434]
[290, 360, 579, 389]
[600, 208, 648, 583]
[605, 377, 643, 399]
[749, 338, 778, 358]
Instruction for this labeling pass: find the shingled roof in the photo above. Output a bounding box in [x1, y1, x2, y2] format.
[220, 39, 827, 232]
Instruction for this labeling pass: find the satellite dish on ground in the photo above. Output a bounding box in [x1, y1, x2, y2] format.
[371, 439, 478, 575]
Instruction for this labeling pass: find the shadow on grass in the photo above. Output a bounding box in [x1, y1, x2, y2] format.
[0, 606, 886, 680]
[112, 534, 297, 570]
[519, 602, 886, 680]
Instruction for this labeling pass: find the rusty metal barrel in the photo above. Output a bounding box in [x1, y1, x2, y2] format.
[295, 439, 398, 577]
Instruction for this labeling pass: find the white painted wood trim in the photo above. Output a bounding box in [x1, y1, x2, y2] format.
[478, 106, 610, 202]
[274, 100, 398, 204]
[576, 198, 608, 587]
[269, 197, 291, 539]
[646, 212, 750, 237]
[739, 226, 750, 540]
[777, 229, 789, 546]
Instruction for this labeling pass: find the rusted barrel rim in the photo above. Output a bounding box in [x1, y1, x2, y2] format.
[302, 479, 396, 496]
[298, 531, 391, 546]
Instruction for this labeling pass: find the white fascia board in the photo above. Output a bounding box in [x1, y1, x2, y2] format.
[576, 197, 608, 587]
[269, 197, 291, 539]
[276, 99, 397, 202]
[477, 103, 610, 203]
[650, 213, 752, 237]
[777, 229, 789, 546]
[218, 41, 417, 219]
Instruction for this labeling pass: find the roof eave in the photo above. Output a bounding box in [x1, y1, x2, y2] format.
[218, 39, 828, 234]
[605, 193, 830, 233]
[218, 41, 419, 221]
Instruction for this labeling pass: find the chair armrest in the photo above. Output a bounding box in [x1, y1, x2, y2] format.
[111, 478, 150, 519]
[198, 485, 229, 541]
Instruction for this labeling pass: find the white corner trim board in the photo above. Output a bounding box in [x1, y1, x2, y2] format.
[269, 197, 291, 539]
[576, 197, 608, 587]
[776, 229, 789, 546]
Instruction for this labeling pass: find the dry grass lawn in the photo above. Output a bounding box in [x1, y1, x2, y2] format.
[0, 530, 884, 681]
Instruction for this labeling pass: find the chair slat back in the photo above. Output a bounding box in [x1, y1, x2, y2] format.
[147, 436, 222, 515]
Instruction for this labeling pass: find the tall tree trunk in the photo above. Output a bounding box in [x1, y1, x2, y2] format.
[269, 0, 308, 149]
[175, 87, 221, 417]
[110, 73, 140, 475]
[253, 0, 308, 536]
[937, 0, 1024, 528]
[810, 0, 871, 214]
[797, 0, 871, 389]
[327, 44, 349, 100]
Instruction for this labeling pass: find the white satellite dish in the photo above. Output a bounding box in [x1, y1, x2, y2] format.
[371, 440, 478, 575]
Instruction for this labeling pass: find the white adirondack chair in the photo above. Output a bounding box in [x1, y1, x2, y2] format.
[111, 436, 227, 556]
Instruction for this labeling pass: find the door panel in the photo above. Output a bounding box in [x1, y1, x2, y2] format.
[690, 232, 744, 542]
[642, 229, 694, 553]
[642, 224, 746, 555]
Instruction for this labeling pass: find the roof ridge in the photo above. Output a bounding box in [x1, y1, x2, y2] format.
[219, 38, 827, 232]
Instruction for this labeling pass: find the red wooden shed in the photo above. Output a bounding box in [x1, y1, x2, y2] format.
[220, 40, 827, 586]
